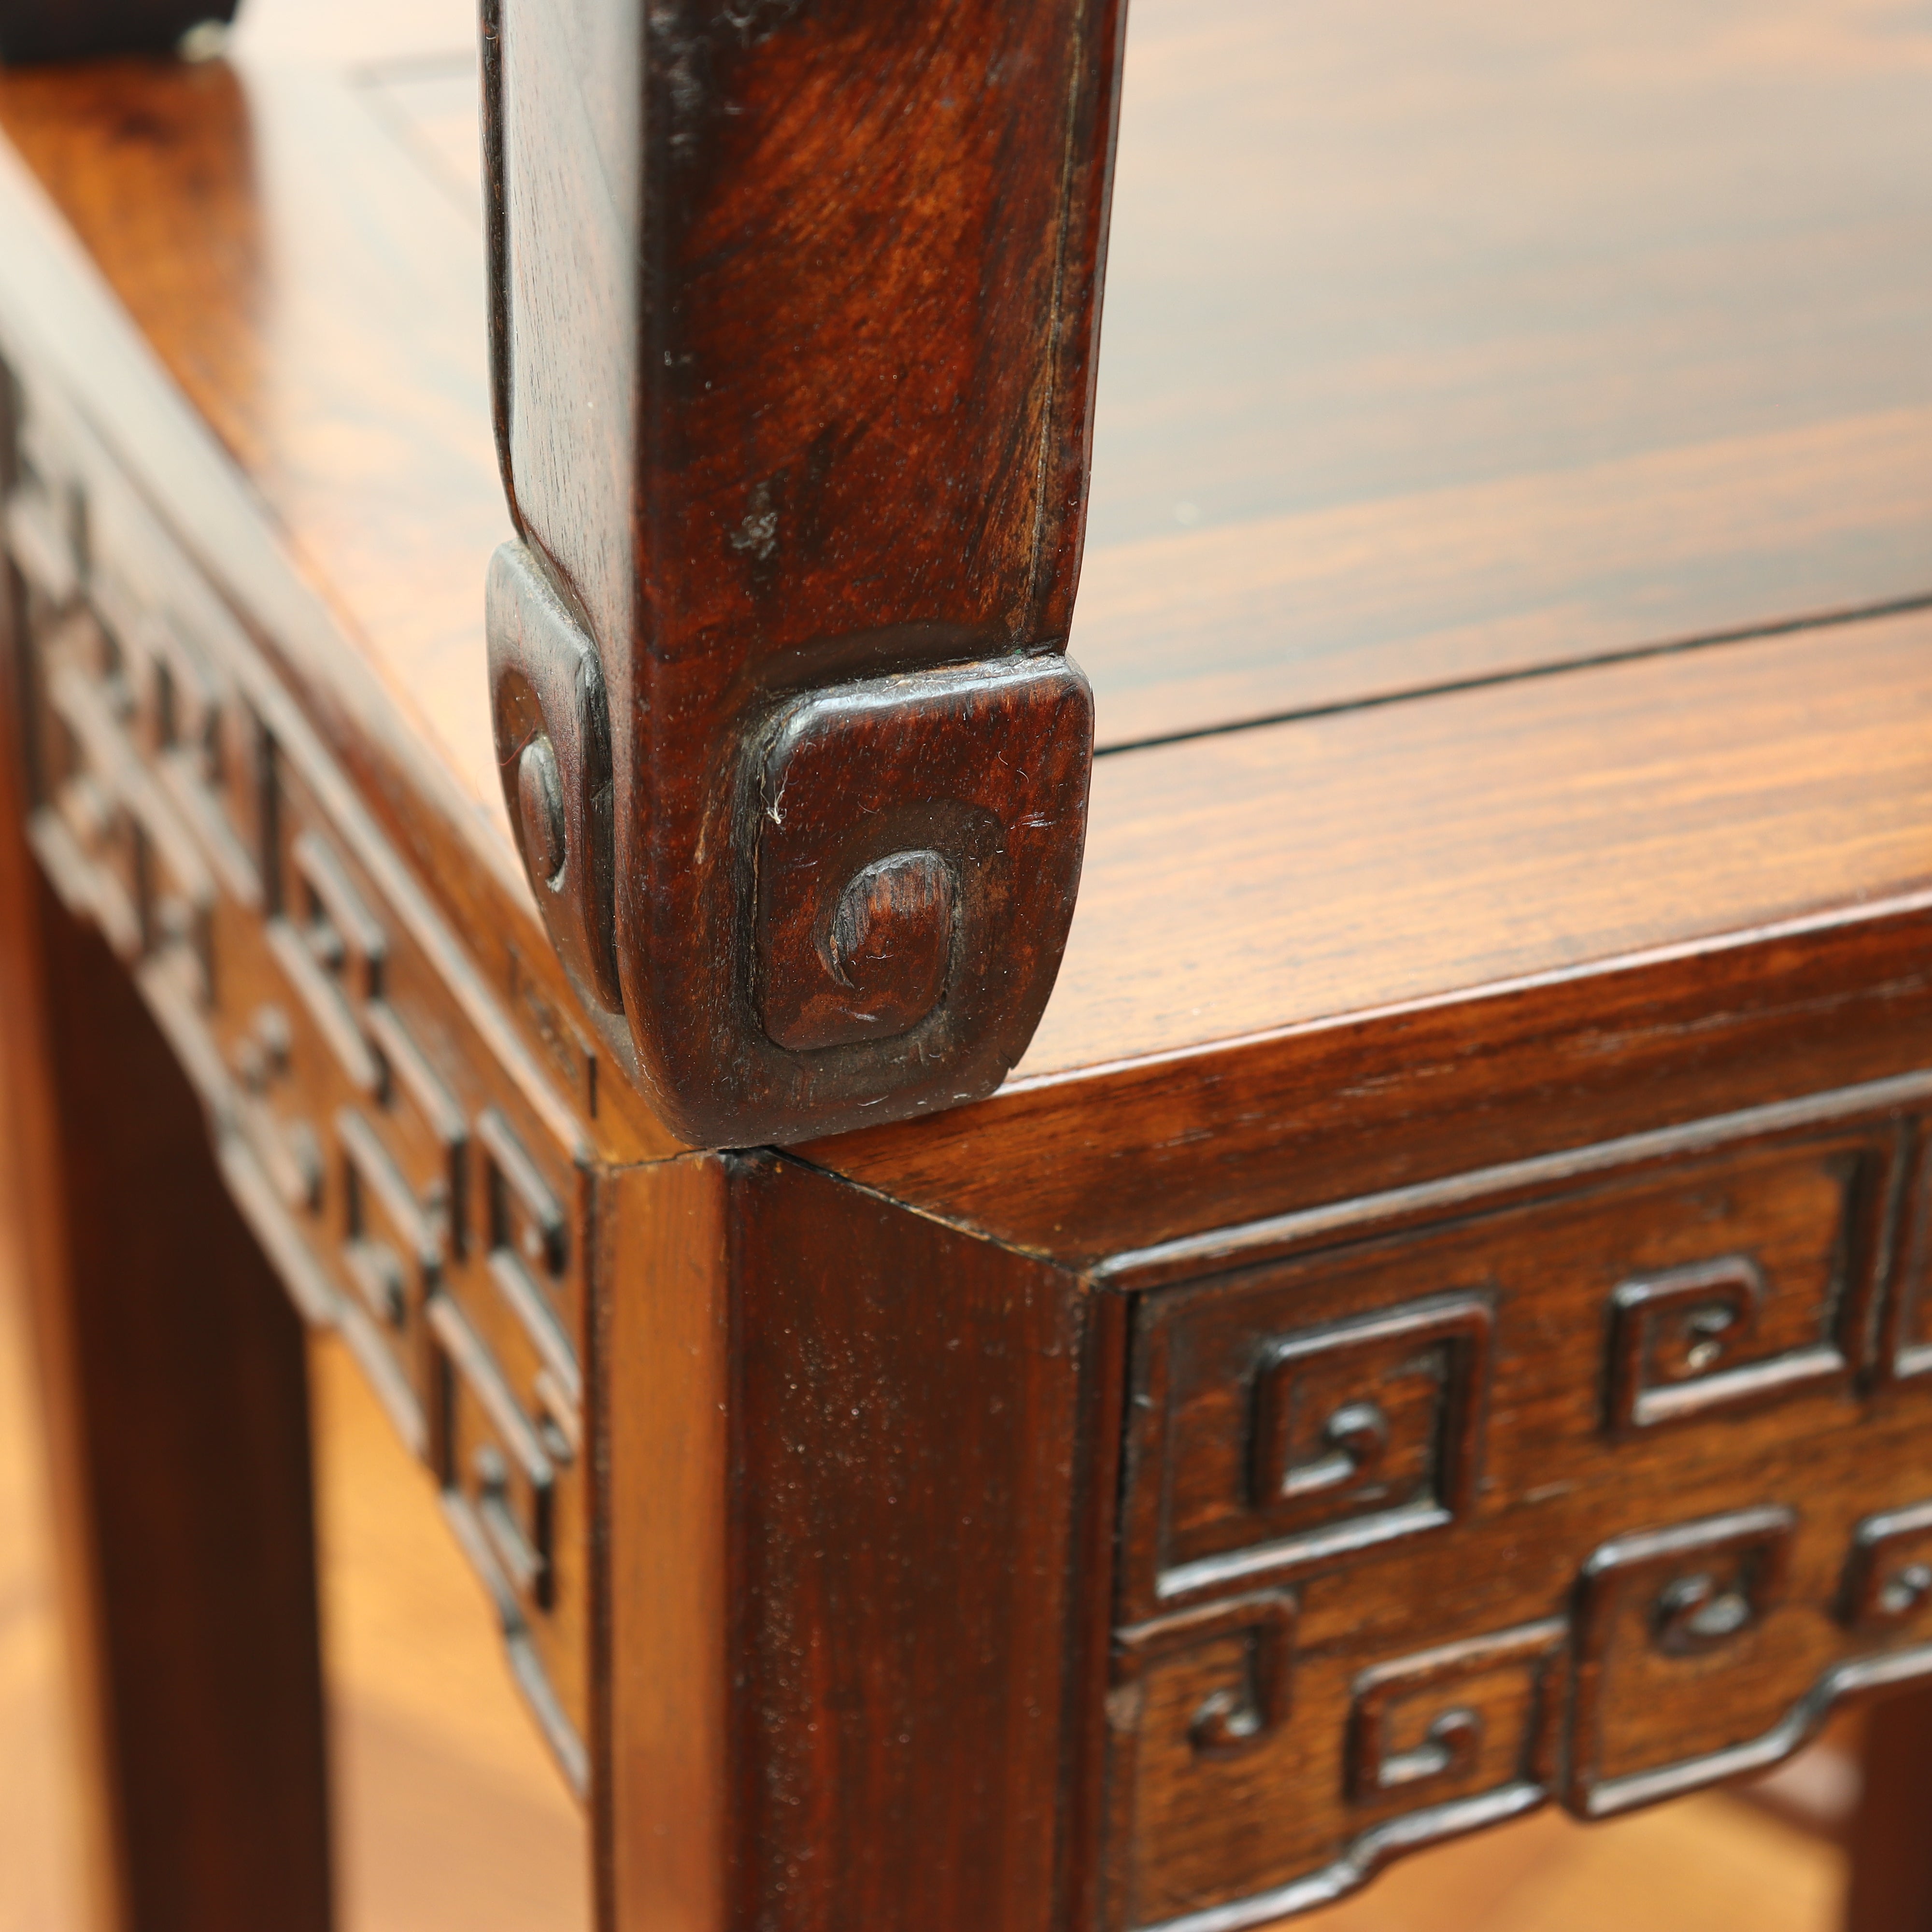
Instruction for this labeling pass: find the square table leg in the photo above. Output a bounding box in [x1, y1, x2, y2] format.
[0, 697, 332, 1932]
[1847, 1683, 1932, 1932]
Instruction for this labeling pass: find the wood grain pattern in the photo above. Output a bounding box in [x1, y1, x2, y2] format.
[726, 1154, 1112, 1932]
[6, 14, 1932, 1929]
[1046, 611, 1932, 1079]
[171, 0, 1932, 758]
[1075, 411, 1932, 750]
[1072, 0, 1932, 742]
[809, 611, 1932, 1259]
[0, 8, 1926, 1155]
[483, 0, 1123, 1139]
[602, 1153, 730, 1932]
[603, 1150, 1119, 1932]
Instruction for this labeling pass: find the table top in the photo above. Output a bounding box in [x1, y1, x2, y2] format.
[1, 0, 1928, 1259]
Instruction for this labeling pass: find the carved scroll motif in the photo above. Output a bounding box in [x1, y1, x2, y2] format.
[482, 0, 1125, 1143]
[1604, 1152, 1880, 1434]
[1107, 1496, 1932, 1932]
[1347, 1621, 1565, 1807]
[1113, 1593, 1299, 1761]
[1137, 1292, 1493, 1609]
[1107, 1120, 1932, 1929]
[1841, 1502, 1932, 1633]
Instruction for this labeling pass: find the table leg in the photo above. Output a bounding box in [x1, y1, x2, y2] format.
[0, 731, 333, 1931]
[1846, 1684, 1932, 1932]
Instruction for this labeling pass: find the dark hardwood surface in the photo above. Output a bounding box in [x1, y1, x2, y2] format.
[479, 0, 1121, 1139]
[251, 0, 1932, 749]
[817, 613, 1932, 1259]
[0, 1180, 1859, 1932]
[0, 2, 1927, 1224]
[1847, 1681, 1932, 1931]
[7, 8, 1932, 1927]
[0, 44, 682, 1168]
[1101, 1108, 1932, 1923]
[600, 1148, 1112, 1932]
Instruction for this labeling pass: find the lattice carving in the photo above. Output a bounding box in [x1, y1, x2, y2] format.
[1, 364, 591, 1795]
[1108, 1122, 1932, 1929]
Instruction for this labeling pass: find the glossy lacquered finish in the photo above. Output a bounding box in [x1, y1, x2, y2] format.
[481, 0, 1123, 1142]
[2, 4, 1932, 1931]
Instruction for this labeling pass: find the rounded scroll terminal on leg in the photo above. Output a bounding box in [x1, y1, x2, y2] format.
[746, 655, 1093, 1104]
[485, 543, 622, 1014]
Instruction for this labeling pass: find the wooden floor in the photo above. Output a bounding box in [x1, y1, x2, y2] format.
[0, 1217, 1849, 1932]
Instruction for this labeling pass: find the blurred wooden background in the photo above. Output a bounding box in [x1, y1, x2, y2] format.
[0, 1146, 1853, 1932]
[0, 1166, 591, 1931]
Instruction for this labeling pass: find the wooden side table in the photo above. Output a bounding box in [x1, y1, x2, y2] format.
[3, 2, 1932, 1930]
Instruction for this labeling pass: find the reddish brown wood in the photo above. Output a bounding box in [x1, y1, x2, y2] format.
[604, 1149, 1115, 1932]
[0, 540, 332, 1930]
[727, 1153, 1108, 1932]
[483, 0, 1125, 1143]
[602, 1153, 731, 1932]
[14, 0, 1932, 763]
[0, 320, 604, 1795]
[1102, 1111, 1932, 1929]
[0, 50, 681, 1170]
[1074, 0, 1932, 748]
[6, 13, 1932, 1932]
[5, 35, 1932, 1181]
[1847, 1683, 1932, 1932]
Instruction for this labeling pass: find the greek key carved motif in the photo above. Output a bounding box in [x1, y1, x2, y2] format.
[1246, 1295, 1490, 1559]
[1126, 1290, 1492, 1613]
[1566, 1507, 1794, 1815]
[1108, 1494, 1932, 1931]
[2, 367, 591, 1794]
[1841, 1501, 1932, 1633]
[1347, 1621, 1565, 1808]
[1113, 1593, 1298, 1761]
[1605, 1148, 1881, 1434]
[1105, 1607, 1561, 1932]
[1108, 1117, 1932, 1928]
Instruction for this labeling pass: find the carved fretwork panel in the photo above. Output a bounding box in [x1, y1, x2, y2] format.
[1122, 1129, 1889, 1620]
[1, 366, 592, 1794]
[1567, 1507, 1800, 1814]
[1347, 1620, 1566, 1812]
[1842, 1500, 1932, 1634]
[1245, 1296, 1488, 1578]
[1106, 1121, 1932, 1930]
